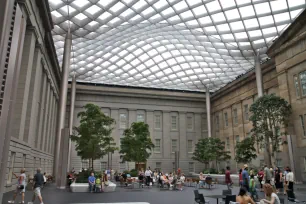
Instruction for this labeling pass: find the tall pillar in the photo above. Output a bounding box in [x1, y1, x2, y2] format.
[36, 73, 47, 148]
[0, 4, 26, 202]
[67, 75, 76, 171]
[44, 84, 53, 152]
[54, 30, 72, 185]
[41, 83, 51, 150]
[206, 88, 211, 138]
[255, 51, 264, 97]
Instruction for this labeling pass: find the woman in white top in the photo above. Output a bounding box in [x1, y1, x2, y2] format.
[261, 183, 281, 204]
[8, 168, 27, 204]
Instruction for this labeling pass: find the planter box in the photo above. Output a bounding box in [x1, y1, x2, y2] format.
[70, 181, 116, 192]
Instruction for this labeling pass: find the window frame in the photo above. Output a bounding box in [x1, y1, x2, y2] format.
[8, 152, 16, 183]
[171, 116, 177, 130]
[154, 139, 161, 153]
[171, 139, 177, 153]
[136, 113, 145, 122]
[154, 115, 161, 129]
[299, 71, 306, 96]
[119, 113, 127, 129]
[187, 140, 193, 153]
[226, 137, 230, 151]
[244, 104, 249, 121]
[233, 108, 238, 124]
[299, 115, 306, 137]
[294, 71, 306, 98]
[224, 112, 228, 127]
[187, 116, 193, 130]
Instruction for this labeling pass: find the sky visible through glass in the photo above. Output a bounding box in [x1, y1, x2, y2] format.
[49, 0, 306, 92]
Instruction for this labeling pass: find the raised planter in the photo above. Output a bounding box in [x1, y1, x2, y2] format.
[70, 181, 116, 192]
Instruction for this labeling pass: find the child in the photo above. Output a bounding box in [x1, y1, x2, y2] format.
[249, 175, 259, 201]
[95, 176, 101, 192]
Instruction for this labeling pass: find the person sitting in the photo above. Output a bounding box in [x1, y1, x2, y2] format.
[261, 183, 281, 204]
[199, 172, 206, 188]
[138, 172, 145, 187]
[176, 173, 185, 191]
[168, 173, 174, 186]
[236, 187, 256, 204]
[88, 172, 96, 193]
[95, 176, 101, 193]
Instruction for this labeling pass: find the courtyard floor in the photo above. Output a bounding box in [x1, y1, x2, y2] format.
[2, 183, 306, 204]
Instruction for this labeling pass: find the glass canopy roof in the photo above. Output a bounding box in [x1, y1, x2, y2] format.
[49, 0, 306, 92]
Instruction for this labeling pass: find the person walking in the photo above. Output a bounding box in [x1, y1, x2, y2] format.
[8, 168, 27, 204]
[239, 169, 243, 187]
[264, 164, 272, 184]
[145, 168, 152, 186]
[275, 168, 283, 194]
[242, 164, 250, 192]
[225, 166, 233, 189]
[28, 168, 44, 204]
[286, 167, 294, 193]
[257, 168, 264, 191]
[283, 167, 288, 195]
[249, 175, 259, 201]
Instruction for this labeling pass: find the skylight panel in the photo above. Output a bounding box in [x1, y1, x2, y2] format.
[59, 6, 76, 14]
[185, 0, 202, 7]
[132, 0, 147, 10]
[142, 7, 155, 16]
[86, 5, 101, 14]
[239, 6, 255, 18]
[206, 1, 221, 13]
[109, 55, 119, 63]
[192, 6, 207, 17]
[139, 53, 149, 61]
[123, 64, 132, 70]
[277, 24, 288, 32]
[153, 1, 168, 10]
[125, 53, 134, 61]
[274, 12, 290, 23]
[131, 58, 140, 66]
[270, 0, 287, 12]
[159, 61, 167, 69]
[254, 3, 270, 15]
[288, 0, 306, 8]
[173, 1, 188, 12]
[211, 13, 226, 23]
[225, 9, 240, 20]
[235, 32, 247, 39]
[110, 2, 125, 13]
[72, 0, 89, 8]
[230, 21, 244, 31]
[116, 59, 125, 66]
[118, 50, 128, 57]
[258, 16, 274, 26]
[248, 30, 262, 38]
[51, 11, 62, 18]
[88, 21, 99, 26]
[220, 0, 236, 9]
[98, 0, 113, 8]
[99, 12, 112, 20]
[148, 49, 158, 57]
[291, 9, 303, 19]
[180, 10, 193, 20]
[222, 34, 234, 40]
[244, 18, 259, 29]
[198, 16, 212, 25]
[153, 55, 163, 63]
[49, 0, 62, 5]
[145, 59, 154, 67]
[75, 13, 87, 20]
[108, 17, 121, 25]
[217, 24, 230, 32]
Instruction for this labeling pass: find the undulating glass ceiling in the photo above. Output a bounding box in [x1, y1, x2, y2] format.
[49, 0, 306, 92]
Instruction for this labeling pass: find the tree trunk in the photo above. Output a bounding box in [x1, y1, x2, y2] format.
[265, 136, 273, 167]
[91, 157, 94, 170]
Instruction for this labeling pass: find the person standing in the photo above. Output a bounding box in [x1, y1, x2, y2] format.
[8, 168, 27, 204]
[249, 175, 259, 201]
[242, 164, 250, 192]
[283, 167, 288, 195]
[239, 169, 243, 187]
[264, 164, 272, 184]
[225, 166, 233, 189]
[275, 168, 283, 194]
[145, 168, 152, 186]
[286, 167, 294, 193]
[28, 168, 44, 204]
[258, 168, 264, 191]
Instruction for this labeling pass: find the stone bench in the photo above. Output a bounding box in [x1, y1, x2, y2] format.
[70, 181, 116, 192]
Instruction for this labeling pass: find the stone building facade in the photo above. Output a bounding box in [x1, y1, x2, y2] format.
[0, 0, 60, 194]
[69, 84, 207, 174]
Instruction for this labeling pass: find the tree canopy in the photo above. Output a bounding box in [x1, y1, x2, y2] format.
[235, 137, 257, 164]
[192, 137, 231, 169]
[119, 122, 154, 165]
[71, 103, 117, 169]
[249, 94, 292, 167]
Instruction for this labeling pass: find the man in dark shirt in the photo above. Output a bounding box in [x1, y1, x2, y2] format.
[29, 168, 44, 204]
[225, 166, 233, 189]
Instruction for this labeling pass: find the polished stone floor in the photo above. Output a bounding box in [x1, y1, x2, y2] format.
[2, 183, 306, 204]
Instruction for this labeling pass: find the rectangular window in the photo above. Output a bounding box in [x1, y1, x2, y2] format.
[201, 116, 207, 131]
[216, 115, 219, 130]
[22, 154, 26, 168]
[155, 115, 161, 129]
[189, 162, 194, 173]
[276, 159, 283, 168]
[171, 116, 177, 130]
[156, 162, 161, 170]
[155, 139, 161, 153]
[224, 112, 228, 127]
[294, 75, 300, 97]
[187, 140, 193, 153]
[235, 135, 240, 145]
[171, 139, 177, 153]
[300, 71, 306, 96]
[300, 115, 306, 137]
[101, 162, 107, 171]
[104, 112, 109, 117]
[187, 116, 193, 130]
[244, 104, 249, 121]
[119, 113, 127, 129]
[226, 137, 230, 151]
[233, 109, 238, 124]
[137, 114, 144, 122]
[8, 152, 16, 183]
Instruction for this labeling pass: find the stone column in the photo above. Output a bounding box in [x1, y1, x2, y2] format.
[255, 51, 264, 97]
[12, 28, 36, 141]
[206, 88, 211, 138]
[36, 73, 47, 149]
[24, 46, 42, 146]
[48, 93, 56, 153]
[40, 80, 51, 150]
[111, 109, 120, 171]
[54, 30, 72, 185]
[179, 112, 186, 162]
[67, 75, 76, 171]
[44, 84, 53, 152]
[0, 4, 26, 202]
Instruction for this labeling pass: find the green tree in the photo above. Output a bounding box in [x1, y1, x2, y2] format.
[249, 94, 292, 167]
[119, 122, 154, 167]
[192, 138, 231, 171]
[235, 137, 257, 164]
[71, 103, 117, 170]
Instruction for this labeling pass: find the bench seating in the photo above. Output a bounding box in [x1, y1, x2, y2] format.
[70, 181, 116, 192]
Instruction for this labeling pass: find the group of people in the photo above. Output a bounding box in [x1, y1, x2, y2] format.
[231, 164, 295, 203]
[7, 168, 46, 204]
[88, 171, 111, 193]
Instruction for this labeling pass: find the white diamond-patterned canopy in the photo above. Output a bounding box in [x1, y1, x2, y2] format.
[49, 0, 306, 92]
